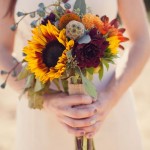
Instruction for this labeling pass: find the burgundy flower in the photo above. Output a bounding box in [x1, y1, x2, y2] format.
[89, 28, 103, 39]
[41, 13, 56, 25]
[72, 33, 109, 68]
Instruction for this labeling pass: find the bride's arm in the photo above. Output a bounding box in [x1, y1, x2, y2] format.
[0, 0, 25, 91]
[107, 0, 150, 101]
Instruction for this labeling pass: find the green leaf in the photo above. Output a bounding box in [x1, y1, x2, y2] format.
[103, 58, 115, 64]
[73, 0, 86, 15]
[73, 67, 97, 98]
[86, 67, 94, 75]
[53, 79, 61, 91]
[38, 82, 50, 95]
[66, 50, 72, 63]
[86, 72, 93, 81]
[17, 65, 29, 80]
[25, 74, 35, 89]
[61, 79, 68, 93]
[101, 59, 109, 71]
[28, 88, 44, 109]
[82, 137, 88, 150]
[98, 64, 104, 80]
[80, 71, 97, 99]
[19, 88, 28, 100]
[34, 79, 45, 92]
[70, 75, 79, 84]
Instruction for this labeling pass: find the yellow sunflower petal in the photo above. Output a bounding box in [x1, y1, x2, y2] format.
[107, 36, 120, 55]
[57, 29, 66, 46]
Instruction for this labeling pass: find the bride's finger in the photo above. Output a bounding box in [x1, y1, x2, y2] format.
[43, 94, 93, 117]
[80, 121, 101, 134]
[64, 95, 93, 106]
[60, 122, 85, 137]
[58, 105, 97, 119]
[85, 132, 95, 139]
[58, 114, 99, 128]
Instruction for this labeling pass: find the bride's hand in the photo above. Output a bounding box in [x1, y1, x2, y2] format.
[78, 92, 118, 138]
[56, 91, 117, 139]
[43, 93, 97, 137]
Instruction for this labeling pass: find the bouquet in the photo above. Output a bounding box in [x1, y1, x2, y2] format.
[1, 0, 129, 149]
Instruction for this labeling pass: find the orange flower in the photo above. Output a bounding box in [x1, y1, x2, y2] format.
[93, 16, 104, 34]
[82, 14, 104, 33]
[58, 13, 81, 29]
[108, 27, 129, 49]
[117, 28, 129, 42]
[82, 14, 95, 29]
[100, 15, 129, 49]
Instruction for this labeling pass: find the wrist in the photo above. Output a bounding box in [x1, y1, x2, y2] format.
[97, 75, 124, 108]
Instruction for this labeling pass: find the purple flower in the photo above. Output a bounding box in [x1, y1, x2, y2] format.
[41, 13, 56, 25]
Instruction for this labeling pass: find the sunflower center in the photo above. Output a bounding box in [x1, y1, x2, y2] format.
[42, 40, 65, 68]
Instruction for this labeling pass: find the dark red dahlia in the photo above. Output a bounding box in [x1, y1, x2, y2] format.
[89, 28, 103, 39]
[41, 13, 56, 25]
[72, 31, 109, 69]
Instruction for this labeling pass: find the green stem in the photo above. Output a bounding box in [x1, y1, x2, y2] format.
[87, 139, 95, 150]
[92, 139, 96, 150]
[53, 79, 62, 91]
[87, 139, 92, 150]
[75, 137, 95, 150]
[4, 61, 22, 84]
[76, 137, 83, 150]
[83, 136, 88, 150]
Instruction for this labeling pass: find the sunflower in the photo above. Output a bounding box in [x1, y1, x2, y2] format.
[23, 21, 74, 83]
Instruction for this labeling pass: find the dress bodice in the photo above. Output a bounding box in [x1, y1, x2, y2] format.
[14, 0, 118, 57]
[15, 0, 118, 15]
[15, 0, 118, 18]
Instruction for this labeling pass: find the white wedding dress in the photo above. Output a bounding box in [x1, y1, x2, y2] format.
[14, 0, 143, 150]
